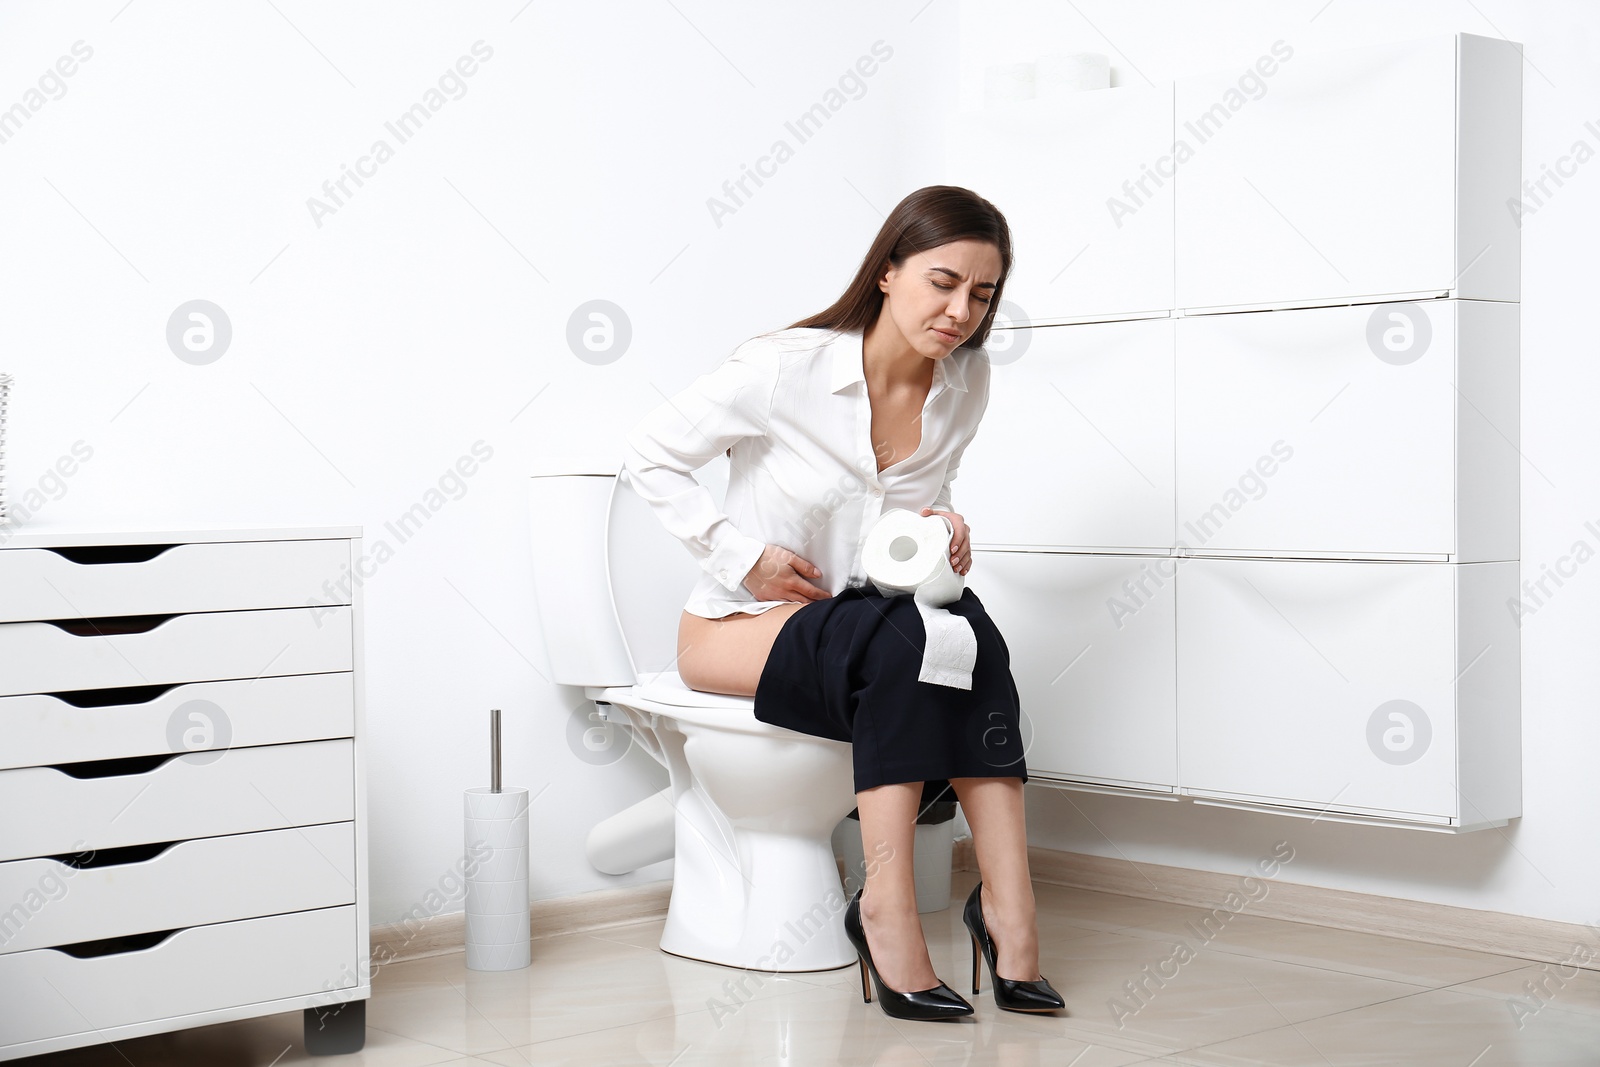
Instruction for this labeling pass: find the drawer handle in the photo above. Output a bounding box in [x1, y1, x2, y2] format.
[52, 752, 180, 779]
[45, 840, 177, 869]
[45, 614, 178, 637]
[53, 927, 180, 959]
[45, 545, 179, 565]
[48, 683, 180, 709]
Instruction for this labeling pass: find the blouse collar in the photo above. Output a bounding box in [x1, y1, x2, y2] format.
[827, 327, 970, 398]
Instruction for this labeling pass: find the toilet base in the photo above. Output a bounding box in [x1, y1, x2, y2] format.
[658, 820, 857, 972]
[596, 689, 861, 972]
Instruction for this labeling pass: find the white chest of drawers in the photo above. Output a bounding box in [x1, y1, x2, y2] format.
[0, 525, 370, 1060]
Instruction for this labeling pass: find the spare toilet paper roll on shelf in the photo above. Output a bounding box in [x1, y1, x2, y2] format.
[981, 53, 1110, 108]
[1035, 52, 1110, 96]
[861, 508, 978, 690]
[464, 708, 530, 970]
[982, 61, 1036, 107]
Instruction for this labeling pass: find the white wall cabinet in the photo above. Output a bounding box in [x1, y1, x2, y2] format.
[1174, 33, 1521, 311]
[972, 549, 1177, 792]
[960, 318, 1174, 551]
[1175, 299, 1519, 560]
[1175, 557, 1520, 830]
[948, 31, 1520, 832]
[945, 84, 1174, 323]
[0, 526, 370, 1061]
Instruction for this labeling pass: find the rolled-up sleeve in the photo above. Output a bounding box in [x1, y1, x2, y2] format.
[621, 345, 775, 594]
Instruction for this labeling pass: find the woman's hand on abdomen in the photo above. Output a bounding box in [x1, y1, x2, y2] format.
[743, 545, 832, 602]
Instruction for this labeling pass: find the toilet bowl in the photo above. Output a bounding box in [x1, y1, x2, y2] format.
[529, 462, 858, 971]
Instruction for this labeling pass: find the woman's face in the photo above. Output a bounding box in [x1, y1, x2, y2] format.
[876, 239, 1003, 360]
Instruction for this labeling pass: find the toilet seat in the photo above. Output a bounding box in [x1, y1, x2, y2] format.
[595, 670, 818, 738]
[629, 670, 753, 710]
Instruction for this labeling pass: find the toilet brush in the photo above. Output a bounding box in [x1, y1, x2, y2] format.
[463, 708, 531, 970]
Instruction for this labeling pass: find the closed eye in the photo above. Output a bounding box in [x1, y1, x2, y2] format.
[932, 281, 992, 304]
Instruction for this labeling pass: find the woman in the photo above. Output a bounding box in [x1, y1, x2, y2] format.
[621, 185, 1062, 1022]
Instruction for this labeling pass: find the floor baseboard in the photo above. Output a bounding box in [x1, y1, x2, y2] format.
[1001, 843, 1600, 973]
[370, 881, 672, 966]
[373, 842, 1598, 976]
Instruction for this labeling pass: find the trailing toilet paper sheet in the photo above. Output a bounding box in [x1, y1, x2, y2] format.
[862, 509, 978, 690]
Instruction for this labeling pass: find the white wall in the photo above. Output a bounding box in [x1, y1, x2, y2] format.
[0, 1, 956, 924]
[959, 0, 1600, 927]
[5, 0, 1593, 935]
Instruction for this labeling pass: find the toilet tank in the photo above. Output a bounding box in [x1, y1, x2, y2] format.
[604, 459, 728, 676]
[530, 456, 734, 685]
[528, 466, 635, 687]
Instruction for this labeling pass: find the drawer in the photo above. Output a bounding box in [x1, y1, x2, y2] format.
[0, 673, 355, 770]
[0, 739, 353, 861]
[945, 85, 1175, 321]
[959, 319, 1176, 551]
[0, 905, 358, 1050]
[971, 550, 1177, 791]
[0, 539, 352, 623]
[1174, 301, 1518, 560]
[0, 823, 355, 954]
[1177, 558, 1461, 819]
[0, 607, 352, 698]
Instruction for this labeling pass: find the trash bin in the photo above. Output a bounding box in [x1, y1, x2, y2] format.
[833, 799, 958, 913]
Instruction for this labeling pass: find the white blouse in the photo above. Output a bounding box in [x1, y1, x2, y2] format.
[620, 326, 992, 619]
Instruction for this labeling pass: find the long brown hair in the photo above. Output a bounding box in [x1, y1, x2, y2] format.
[786, 185, 1013, 351]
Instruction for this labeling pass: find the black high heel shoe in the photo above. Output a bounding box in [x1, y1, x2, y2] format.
[843, 889, 973, 1021]
[963, 881, 1066, 1013]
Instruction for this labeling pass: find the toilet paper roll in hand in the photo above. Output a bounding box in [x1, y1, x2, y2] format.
[862, 509, 978, 690]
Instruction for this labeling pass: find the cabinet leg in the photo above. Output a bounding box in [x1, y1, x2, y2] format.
[304, 998, 366, 1055]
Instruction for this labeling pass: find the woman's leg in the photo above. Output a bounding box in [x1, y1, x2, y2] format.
[949, 776, 1041, 981]
[855, 781, 939, 992]
[676, 605, 807, 696]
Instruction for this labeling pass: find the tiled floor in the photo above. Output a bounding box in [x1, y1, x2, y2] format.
[15, 870, 1600, 1065]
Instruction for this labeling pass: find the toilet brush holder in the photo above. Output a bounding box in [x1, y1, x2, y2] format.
[463, 787, 530, 969]
[463, 709, 530, 970]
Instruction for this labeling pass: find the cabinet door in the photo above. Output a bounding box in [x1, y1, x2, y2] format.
[973, 549, 1176, 791]
[946, 85, 1173, 322]
[961, 319, 1174, 551]
[1175, 301, 1454, 557]
[1176, 557, 1458, 821]
[1174, 36, 1456, 309]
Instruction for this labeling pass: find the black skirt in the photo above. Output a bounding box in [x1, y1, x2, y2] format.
[753, 585, 1028, 800]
